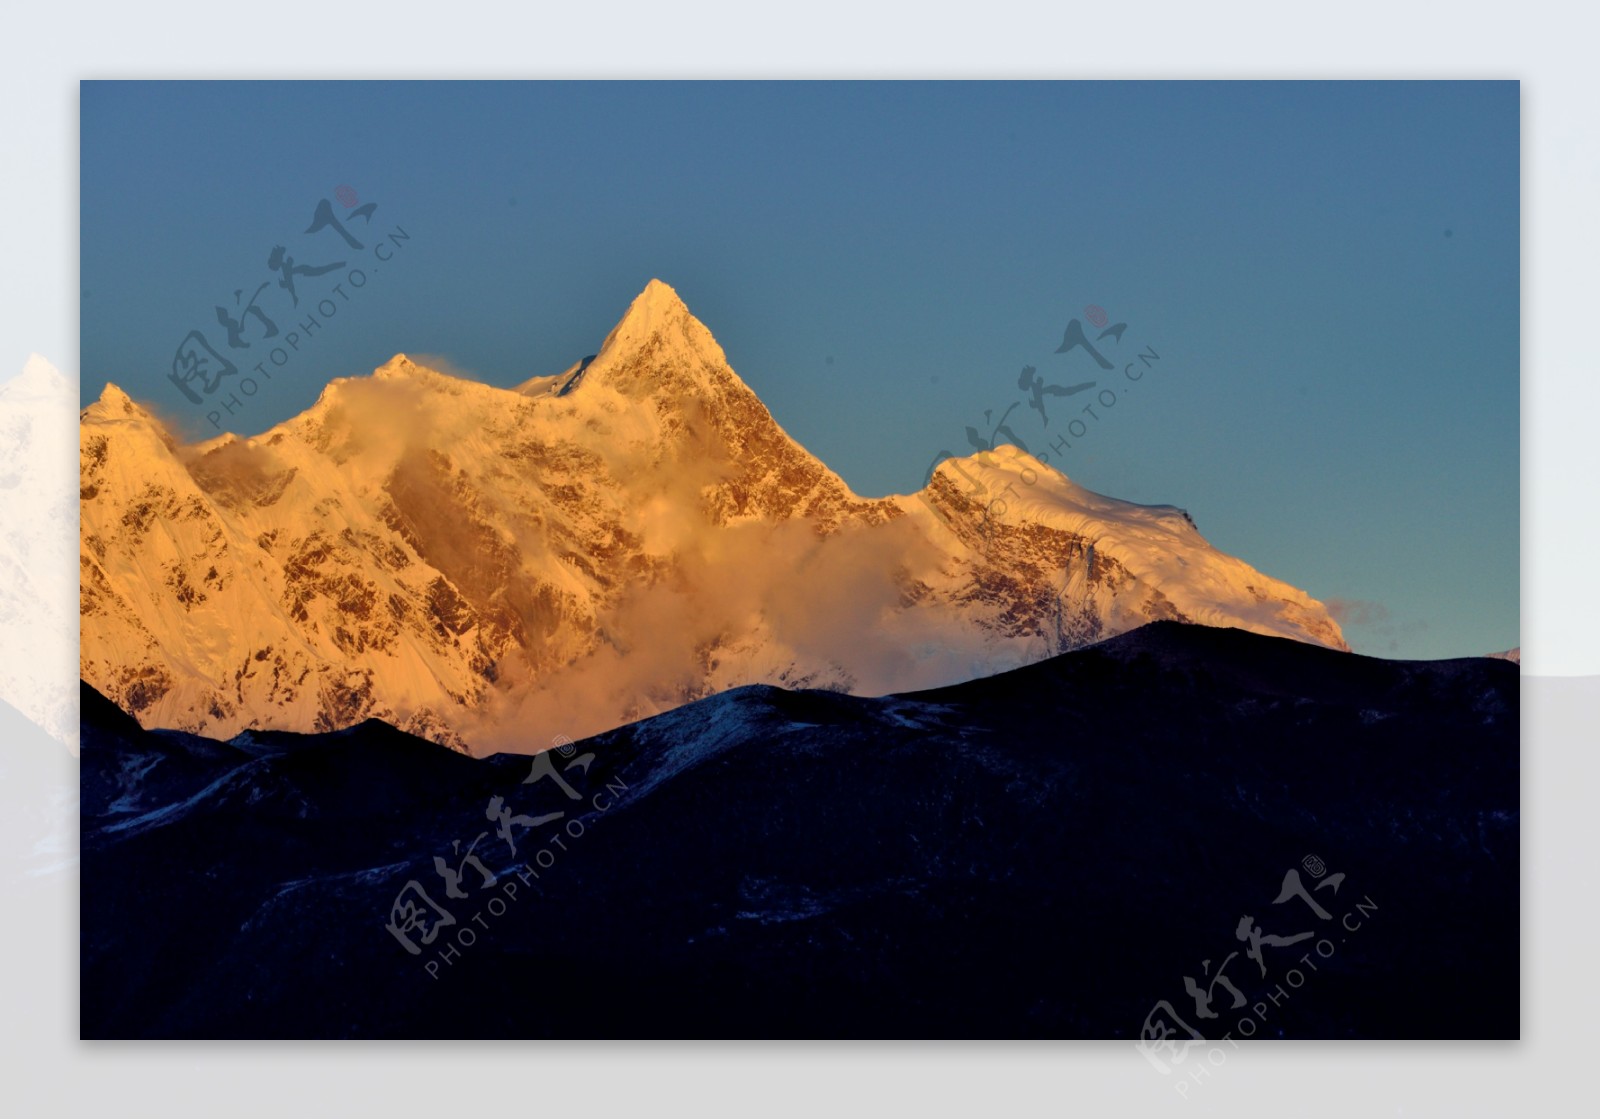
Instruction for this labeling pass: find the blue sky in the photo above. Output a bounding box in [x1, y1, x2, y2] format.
[80, 80, 1518, 659]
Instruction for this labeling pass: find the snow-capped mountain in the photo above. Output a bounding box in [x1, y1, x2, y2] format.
[3, 355, 78, 751]
[80, 279, 1346, 753]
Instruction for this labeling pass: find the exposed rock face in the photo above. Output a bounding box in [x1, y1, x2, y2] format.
[80, 280, 1346, 752]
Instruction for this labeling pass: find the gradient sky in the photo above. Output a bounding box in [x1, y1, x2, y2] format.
[81, 80, 1519, 660]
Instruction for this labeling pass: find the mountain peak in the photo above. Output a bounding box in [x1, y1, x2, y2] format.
[6, 353, 68, 399]
[641, 276, 682, 302]
[595, 279, 724, 369]
[81, 382, 180, 455]
[634, 278, 688, 315]
[83, 381, 150, 423]
[613, 278, 690, 332]
[374, 353, 422, 380]
[513, 281, 726, 401]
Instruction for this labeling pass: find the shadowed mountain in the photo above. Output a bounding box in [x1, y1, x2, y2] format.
[80, 621, 1517, 1039]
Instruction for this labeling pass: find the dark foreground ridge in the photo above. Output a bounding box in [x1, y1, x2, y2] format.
[81, 621, 1518, 1039]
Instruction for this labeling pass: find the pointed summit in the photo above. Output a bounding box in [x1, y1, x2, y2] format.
[639, 276, 685, 307]
[81, 383, 184, 452]
[594, 279, 726, 371]
[632, 277, 691, 318]
[6, 353, 69, 399]
[511, 280, 731, 402]
[82, 381, 146, 422]
[374, 353, 421, 380]
[609, 278, 690, 337]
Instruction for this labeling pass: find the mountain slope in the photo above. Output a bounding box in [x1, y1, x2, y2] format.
[81, 280, 1346, 751]
[3, 355, 78, 750]
[80, 622, 1516, 1039]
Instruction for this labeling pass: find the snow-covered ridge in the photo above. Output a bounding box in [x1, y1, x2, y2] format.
[913, 445, 1346, 651]
[80, 279, 1346, 753]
